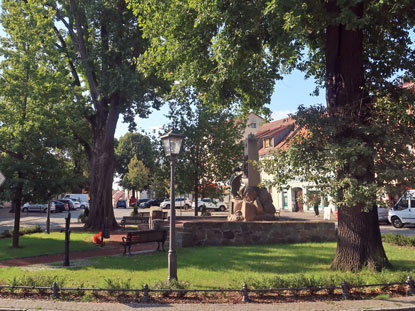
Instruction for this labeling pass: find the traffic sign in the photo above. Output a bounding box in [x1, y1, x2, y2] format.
[0, 171, 5, 187]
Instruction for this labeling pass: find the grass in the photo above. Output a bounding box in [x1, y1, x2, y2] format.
[0, 232, 98, 261]
[0, 241, 414, 289]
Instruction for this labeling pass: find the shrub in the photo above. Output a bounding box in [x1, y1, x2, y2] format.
[382, 233, 415, 247]
[78, 207, 90, 223]
[0, 225, 42, 239]
[131, 206, 138, 216]
[104, 278, 132, 296]
[151, 279, 191, 298]
[200, 205, 211, 216]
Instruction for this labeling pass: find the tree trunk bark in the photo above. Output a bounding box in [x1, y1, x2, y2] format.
[12, 174, 23, 248]
[84, 106, 120, 230]
[326, 0, 391, 271]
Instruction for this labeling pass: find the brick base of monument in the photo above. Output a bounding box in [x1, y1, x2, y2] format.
[179, 221, 336, 248]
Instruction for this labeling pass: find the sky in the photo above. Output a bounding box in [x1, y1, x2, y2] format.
[114, 70, 326, 138]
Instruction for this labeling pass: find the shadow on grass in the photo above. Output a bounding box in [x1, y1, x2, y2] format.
[0, 232, 96, 261]
[65, 242, 337, 275]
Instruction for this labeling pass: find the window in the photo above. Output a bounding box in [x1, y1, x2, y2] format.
[250, 123, 256, 128]
[264, 138, 271, 148]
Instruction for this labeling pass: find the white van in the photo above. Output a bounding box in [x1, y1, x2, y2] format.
[388, 190, 415, 228]
[62, 194, 89, 208]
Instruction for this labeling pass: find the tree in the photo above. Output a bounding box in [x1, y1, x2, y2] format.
[3, 0, 168, 229]
[0, 1, 80, 247]
[122, 155, 150, 194]
[115, 132, 155, 186]
[168, 98, 244, 216]
[131, 0, 415, 270]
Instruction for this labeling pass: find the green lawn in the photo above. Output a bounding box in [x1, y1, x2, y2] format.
[0, 241, 414, 289]
[0, 232, 97, 261]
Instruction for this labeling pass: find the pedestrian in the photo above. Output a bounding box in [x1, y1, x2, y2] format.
[313, 195, 320, 216]
[129, 195, 137, 208]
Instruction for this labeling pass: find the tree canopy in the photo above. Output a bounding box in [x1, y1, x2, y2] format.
[1, 0, 170, 229]
[132, 0, 415, 271]
[0, 0, 84, 246]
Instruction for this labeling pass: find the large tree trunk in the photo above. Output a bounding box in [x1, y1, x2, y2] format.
[326, 0, 391, 271]
[84, 106, 120, 230]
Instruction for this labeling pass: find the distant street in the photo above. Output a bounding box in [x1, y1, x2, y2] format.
[1, 207, 415, 236]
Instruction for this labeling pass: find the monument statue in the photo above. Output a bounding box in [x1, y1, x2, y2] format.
[228, 134, 277, 221]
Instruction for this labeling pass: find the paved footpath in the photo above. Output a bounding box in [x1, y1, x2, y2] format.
[0, 296, 415, 311]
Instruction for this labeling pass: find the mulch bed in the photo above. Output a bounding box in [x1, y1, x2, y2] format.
[0, 285, 410, 304]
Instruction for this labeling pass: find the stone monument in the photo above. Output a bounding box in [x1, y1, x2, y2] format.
[228, 134, 277, 221]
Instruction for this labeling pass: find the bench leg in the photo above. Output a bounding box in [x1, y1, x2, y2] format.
[123, 245, 127, 255]
[128, 244, 132, 255]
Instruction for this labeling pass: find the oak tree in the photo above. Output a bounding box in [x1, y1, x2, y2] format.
[132, 0, 415, 270]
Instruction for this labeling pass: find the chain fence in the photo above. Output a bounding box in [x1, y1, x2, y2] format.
[0, 276, 414, 302]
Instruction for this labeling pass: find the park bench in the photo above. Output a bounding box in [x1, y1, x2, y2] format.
[120, 216, 149, 229]
[121, 229, 167, 255]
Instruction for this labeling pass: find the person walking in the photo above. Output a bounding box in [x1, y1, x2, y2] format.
[312, 194, 320, 216]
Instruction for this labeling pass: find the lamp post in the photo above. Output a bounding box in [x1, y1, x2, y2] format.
[160, 129, 184, 282]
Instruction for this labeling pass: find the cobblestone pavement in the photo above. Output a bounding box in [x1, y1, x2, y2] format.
[0, 296, 415, 311]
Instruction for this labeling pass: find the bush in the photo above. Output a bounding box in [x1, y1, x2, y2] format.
[78, 207, 90, 223]
[7, 275, 66, 294]
[131, 206, 138, 216]
[151, 279, 191, 297]
[382, 233, 415, 247]
[200, 205, 211, 216]
[0, 225, 42, 239]
[104, 278, 132, 296]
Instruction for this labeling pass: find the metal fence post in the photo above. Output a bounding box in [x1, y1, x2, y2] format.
[341, 281, 350, 299]
[142, 283, 149, 303]
[242, 283, 249, 303]
[407, 276, 415, 295]
[51, 281, 59, 299]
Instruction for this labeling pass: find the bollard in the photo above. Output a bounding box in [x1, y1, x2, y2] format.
[51, 281, 59, 299]
[242, 283, 249, 303]
[407, 276, 415, 295]
[142, 283, 149, 303]
[64, 212, 71, 266]
[341, 281, 350, 299]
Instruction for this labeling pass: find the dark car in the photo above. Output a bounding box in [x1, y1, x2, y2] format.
[138, 198, 149, 205]
[139, 199, 162, 209]
[116, 200, 127, 208]
[51, 200, 67, 212]
[57, 199, 76, 210]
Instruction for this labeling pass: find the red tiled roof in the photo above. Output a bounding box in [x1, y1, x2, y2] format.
[402, 82, 415, 90]
[255, 117, 295, 138]
[256, 117, 301, 156]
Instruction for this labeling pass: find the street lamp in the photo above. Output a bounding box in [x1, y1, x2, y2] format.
[160, 129, 184, 281]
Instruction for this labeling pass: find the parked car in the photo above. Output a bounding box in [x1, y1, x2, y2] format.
[69, 198, 81, 209]
[139, 199, 162, 209]
[388, 190, 415, 228]
[377, 206, 389, 224]
[192, 198, 227, 212]
[138, 198, 149, 205]
[22, 203, 54, 213]
[50, 200, 67, 213]
[62, 193, 89, 207]
[116, 199, 127, 208]
[57, 199, 77, 210]
[160, 197, 192, 209]
[70, 198, 89, 209]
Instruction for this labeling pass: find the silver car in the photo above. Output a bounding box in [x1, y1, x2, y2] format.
[21, 203, 55, 213]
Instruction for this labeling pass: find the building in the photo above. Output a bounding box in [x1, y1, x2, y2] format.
[255, 116, 330, 213]
[242, 112, 266, 140]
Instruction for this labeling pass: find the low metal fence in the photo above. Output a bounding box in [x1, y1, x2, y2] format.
[0, 276, 414, 302]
